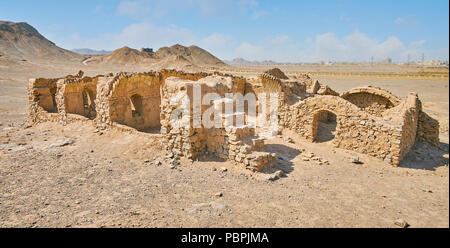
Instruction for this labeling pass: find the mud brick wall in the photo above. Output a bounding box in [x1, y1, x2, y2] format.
[27, 78, 60, 125]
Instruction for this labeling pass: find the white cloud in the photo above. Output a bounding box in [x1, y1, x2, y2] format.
[114, 22, 197, 48]
[232, 42, 264, 59]
[54, 19, 448, 63]
[394, 16, 418, 28]
[198, 33, 235, 59]
[225, 31, 448, 63]
[200, 33, 233, 45]
[308, 32, 406, 62]
[57, 22, 196, 51]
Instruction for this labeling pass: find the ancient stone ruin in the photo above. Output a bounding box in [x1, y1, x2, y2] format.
[27, 68, 440, 170]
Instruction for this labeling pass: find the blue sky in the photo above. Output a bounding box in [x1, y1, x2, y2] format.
[1, 0, 448, 62]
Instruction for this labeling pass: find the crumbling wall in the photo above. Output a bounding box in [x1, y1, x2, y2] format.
[27, 78, 60, 125]
[395, 93, 422, 162]
[160, 69, 209, 87]
[94, 75, 114, 129]
[160, 75, 275, 170]
[416, 110, 440, 147]
[160, 75, 243, 158]
[296, 74, 339, 96]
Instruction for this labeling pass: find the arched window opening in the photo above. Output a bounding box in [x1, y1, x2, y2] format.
[130, 94, 143, 118]
[83, 89, 96, 119]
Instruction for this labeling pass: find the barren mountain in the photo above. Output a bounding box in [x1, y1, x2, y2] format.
[0, 20, 82, 62]
[84, 46, 154, 66]
[154, 44, 226, 67]
[84, 44, 227, 69]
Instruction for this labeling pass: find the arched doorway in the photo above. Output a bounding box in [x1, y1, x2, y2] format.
[82, 88, 96, 119]
[312, 110, 337, 142]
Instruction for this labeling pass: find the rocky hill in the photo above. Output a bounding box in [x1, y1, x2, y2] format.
[84, 46, 154, 66]
[85, 44, 227, 69]
[154, 44, 226, 67]
[0, 20, 82, 62]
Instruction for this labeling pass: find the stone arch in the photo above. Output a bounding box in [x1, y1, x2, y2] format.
[312, 109, 337, 142]
[289, 95, 364, 142]
[340, 86, 401, 116]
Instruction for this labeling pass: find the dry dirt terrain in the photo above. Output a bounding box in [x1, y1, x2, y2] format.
[0, 63, 448, 228]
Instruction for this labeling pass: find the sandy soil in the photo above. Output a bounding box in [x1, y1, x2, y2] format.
[0, 63, 448, 228]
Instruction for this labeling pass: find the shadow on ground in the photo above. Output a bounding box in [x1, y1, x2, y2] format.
[265, 143, 301, 175]
[399, 141, 449, 171]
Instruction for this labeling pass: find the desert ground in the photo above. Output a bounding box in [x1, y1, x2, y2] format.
[0, 61, 448, 228]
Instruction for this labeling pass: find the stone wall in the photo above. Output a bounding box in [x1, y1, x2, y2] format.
[160, 75, 276, 171]
[63, 76, 99, 119]
[416, 110, 440, 147]
[395, 93, 422, 162]
[160, 75, 245, 159]
[27, 78, 60, 126]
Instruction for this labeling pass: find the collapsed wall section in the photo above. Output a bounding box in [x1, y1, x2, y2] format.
[27, 77, 60, 125]
[160, 75, 276, 171]
[160, 75, 245, 158]
[160, 69, 209, 87]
